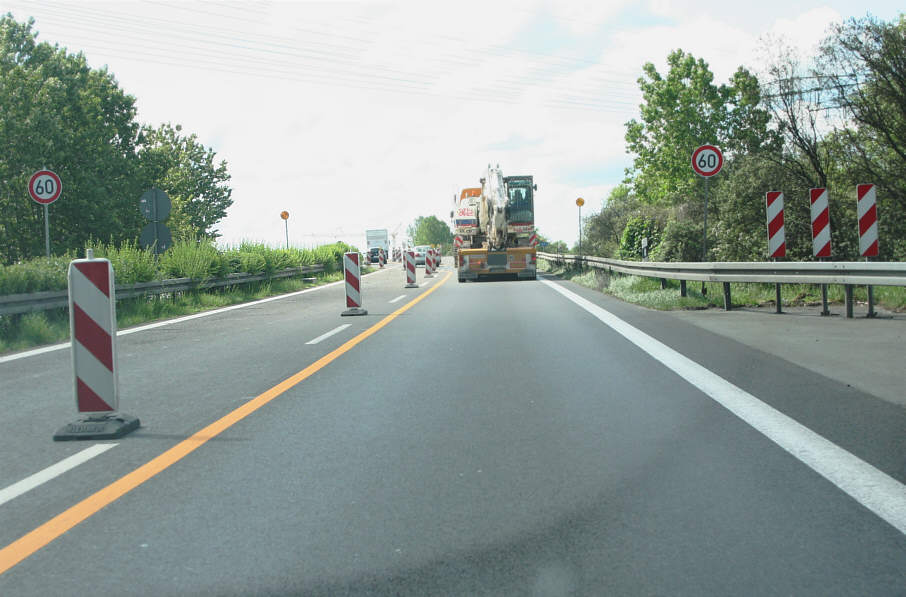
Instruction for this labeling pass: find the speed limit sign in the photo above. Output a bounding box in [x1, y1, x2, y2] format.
[691, 145, 723, 177]
[28, 170, 63, 205]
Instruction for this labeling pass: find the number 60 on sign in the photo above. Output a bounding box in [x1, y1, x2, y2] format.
[691, 145, 723, 177]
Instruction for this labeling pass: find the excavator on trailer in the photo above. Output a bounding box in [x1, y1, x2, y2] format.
[452, 164, 537, 282]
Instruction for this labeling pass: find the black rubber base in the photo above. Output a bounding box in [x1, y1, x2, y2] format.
[341, 307, 368, 316]
[53, 413, 140, 441]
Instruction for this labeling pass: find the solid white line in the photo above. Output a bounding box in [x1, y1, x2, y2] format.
[388, 295, 406, 304]
[541, 278, 906, 536]
[0, 273, 368, 364]
[305, 324, 351, 345]
[0, 443, 117, 507]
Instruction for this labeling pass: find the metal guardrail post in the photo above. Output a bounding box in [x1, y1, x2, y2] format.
[867, 285, 876, 318]
[723, 283, 732, 311]
[821, 284, 830, 316]
[844, 285, 854, 318]
[660, 278, 667, 290]
[775, 284, 782, 314]
[680, 280, 687, 297]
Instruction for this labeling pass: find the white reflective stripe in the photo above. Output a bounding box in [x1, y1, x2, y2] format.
[73, 341, 116, 409]
[857, 186, 876, 219]
[811, 190, 828, 218]
[769, 226, 785, 254]
[860, 222, 878, 254]
[813, 226, 831, 255]
[69, 265, 113, 333]
[766, 194, 783, 222]
[306, 324, 351, 345]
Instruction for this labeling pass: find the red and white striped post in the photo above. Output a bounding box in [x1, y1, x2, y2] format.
[766, 191, 785, 314]
[405, 250, 418, 288]
[424, 249, 434, 278]
[379, 248, 386, 268]
[766, 192, 785, 258]
[341, 251, 368, 316]
[810, 188, 832, 315]
[857, 184, 879, 257]
[858, 184, 879, 318]
[55, 251, 139, 440]
[810, 188, 831, 258]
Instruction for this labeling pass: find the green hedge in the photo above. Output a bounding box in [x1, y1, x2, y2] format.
[0, 240, 358, 295]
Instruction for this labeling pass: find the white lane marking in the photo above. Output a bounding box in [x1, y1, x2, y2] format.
[388, 295, 406, 304]
[0, 443, 117, 507]
[541, 279, 906, 536]
[421, 278, 433, 286]
[0, 272, 374, 364]
[305, 324, 351, 345]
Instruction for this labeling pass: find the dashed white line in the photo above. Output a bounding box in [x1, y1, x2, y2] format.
[389, 295, 406, 304]
[0, 443, 118, 507]
[305, 324, 351, 345]
[542, 278, 906, 536]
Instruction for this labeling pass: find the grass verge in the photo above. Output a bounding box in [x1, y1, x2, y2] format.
[0, 271, 344, 355]
[539, 260, 906, 312]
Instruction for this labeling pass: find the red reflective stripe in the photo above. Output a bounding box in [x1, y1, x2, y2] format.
[859, 204, 877, 236]
[811, 209, 829, 236]
[768, 212, 784, 237]
[73, 304, 113, 371]
[74, 262, 110, 297]
[76, 378, 114, 412]
[771, 242, 786, 258]
[345, 268, 360, 293]
[810, 188, 826, 203]
[857, 184, 874, 201]
[766, 191, 782, 206]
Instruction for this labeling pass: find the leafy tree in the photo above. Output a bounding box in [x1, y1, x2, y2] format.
[619, 215, 661, 260]
[407, 215, 452, 252]
[624, 50, 773, 206]
[137, 123, 232, 240]
[0, 14, 144, 263]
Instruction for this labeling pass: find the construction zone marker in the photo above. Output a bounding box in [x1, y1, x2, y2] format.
[54, 252, 139, 440]
[341, 251, 368, 316]
[405, 250, 418, 288]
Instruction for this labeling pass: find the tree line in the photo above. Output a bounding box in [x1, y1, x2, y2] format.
[0, 15, 232, 265]
[581, 14, 905, 263]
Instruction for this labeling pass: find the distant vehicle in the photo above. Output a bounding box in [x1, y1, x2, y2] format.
[366, 229, 389, 261]
[368, 247, 385, 264]
[414, 245, 430, 266]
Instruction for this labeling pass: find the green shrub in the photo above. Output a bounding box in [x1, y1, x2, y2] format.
[160, 239, 220, 280]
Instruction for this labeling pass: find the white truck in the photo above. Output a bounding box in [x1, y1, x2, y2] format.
[365, 229, 389, 263]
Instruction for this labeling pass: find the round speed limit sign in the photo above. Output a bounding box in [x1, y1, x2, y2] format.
[691, 145, 723, 177]
[28, 170, 63, 205]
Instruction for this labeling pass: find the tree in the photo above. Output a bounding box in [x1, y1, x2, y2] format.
[407, 215, 452, 251]
[0, 15, 144, 263]
[817, 16, 906, 259]
[624, 50, 773, 206]
[137, 123, 232, 240]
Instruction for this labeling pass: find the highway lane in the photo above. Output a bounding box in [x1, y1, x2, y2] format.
[1, 265, 905, 595]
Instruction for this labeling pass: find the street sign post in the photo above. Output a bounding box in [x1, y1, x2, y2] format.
[280, 211, 290, 249]
[576, 198, 585, 265]
[691, 146, 723, 269]
[29, 169, 62, 258]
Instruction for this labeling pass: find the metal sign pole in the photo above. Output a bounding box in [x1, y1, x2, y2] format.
[44, 204, 51, 258]
[285, 219, 289, 250]
[701, 177, 709, 295]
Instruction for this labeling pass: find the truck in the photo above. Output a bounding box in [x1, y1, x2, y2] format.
[365, 229, 389, 263]
[453, 165, 537, 282]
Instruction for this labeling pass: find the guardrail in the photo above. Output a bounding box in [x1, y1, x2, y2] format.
[537, 252, 906, 317]
[0, 265, 326, 316]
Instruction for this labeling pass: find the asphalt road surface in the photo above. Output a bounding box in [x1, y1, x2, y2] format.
[1, 260, 905, 596]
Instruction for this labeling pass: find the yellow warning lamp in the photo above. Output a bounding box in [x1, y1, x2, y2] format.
[280, 211, 289, 220]
[576, 198, 585, 207]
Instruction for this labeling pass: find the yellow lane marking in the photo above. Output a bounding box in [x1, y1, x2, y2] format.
[0, 271, 452, 576]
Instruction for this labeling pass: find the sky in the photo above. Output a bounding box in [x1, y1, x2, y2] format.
[2, 0, 903, 250]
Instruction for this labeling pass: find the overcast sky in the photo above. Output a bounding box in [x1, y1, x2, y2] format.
[3, 0, 903, 249]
